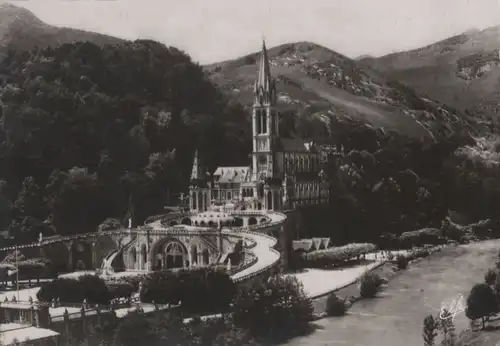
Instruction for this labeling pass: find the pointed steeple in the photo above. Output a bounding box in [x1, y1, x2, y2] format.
[254, 40, 276, 105]
[190, 149, 202, 181]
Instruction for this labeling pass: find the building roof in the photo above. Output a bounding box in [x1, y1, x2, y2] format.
[280, 138, 317, 153]
[0, 323, 59, 344]
[213, 166, 250, 184]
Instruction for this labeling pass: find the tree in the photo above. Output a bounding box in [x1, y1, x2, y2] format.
[140, 268, 236, 313]
[232, 274, 313, 341]
[113, 311, 194, 346]
[422, 314, 439, 346]
[98, 218, 123, 232]
[485, 268, 497, 286]
[439, 309, 457, 345]
[359, 272, 383, 298]
[325, 293, 347, 316]
[396, 255, 408, 270]
[0, 40, 246, 238]
[78, 275, 110, 305]
[466, 283, 498, 329]
[12, 177, 46, 220]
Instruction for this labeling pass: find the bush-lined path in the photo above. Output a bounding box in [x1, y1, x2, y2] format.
[284, 240, 500, 346]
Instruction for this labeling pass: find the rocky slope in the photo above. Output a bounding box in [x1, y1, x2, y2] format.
[0, 3, 122, 58]
[360, 27, 500, 121]
[205, 41, 478, 140]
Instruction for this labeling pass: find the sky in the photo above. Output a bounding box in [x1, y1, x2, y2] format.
[5, 0, 500, 64]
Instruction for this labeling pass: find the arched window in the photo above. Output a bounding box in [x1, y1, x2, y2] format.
[130, 247, 137, 267]
[197, 193, 203, 211]
[202, 249, 210, 265]
[165, 242, 185, 269]
[262, 110, 267, 134]
[256, 109, 262, 134]
[191, 245, 198, 266]
[267, 191, 273, 210]
[141, 245, 147, 269]
[192, 192, 197, 210]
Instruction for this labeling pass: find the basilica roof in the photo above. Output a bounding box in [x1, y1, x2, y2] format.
[213, 166, 251, 184]
[279, 138, 317, 153]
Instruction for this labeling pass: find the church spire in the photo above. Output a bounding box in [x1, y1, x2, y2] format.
[190, 150, 203, 181]
[254, 40, 276, 105]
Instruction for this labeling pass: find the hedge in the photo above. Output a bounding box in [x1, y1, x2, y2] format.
[399, 228, 444, 248]
[303, 243, 376, 265]
[104, 274, 147, 292]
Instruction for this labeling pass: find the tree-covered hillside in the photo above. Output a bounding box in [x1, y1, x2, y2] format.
[0, 40, 251, 242]
[0, 38, 499, 248]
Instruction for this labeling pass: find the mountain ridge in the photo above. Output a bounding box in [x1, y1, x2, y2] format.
[0, 3, 481, 141]
[360, 26, 500, 121]
[0, 2, 123, 58]
[204, 41, 478, 140]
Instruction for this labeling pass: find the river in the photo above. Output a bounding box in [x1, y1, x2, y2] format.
[284, 240, 500, 346]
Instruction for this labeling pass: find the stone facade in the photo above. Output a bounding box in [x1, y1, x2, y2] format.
[189, 41, 335, 213]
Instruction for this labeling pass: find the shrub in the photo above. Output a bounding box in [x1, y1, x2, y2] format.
[485, 268, 497, 286]
[107, 282, 136, 300]
[325, 293, 347, 316]
[140, 270, 180, 305]
[105, 274, 147, 291]
[304, 243, 376, 266]
[98, 218, 123, 232]
[232, 274, 313, 341]
[79, 275, 110, 305]
[359, 273, 383, 298]
[37, 275, 110, 305]
[399, 228, 442, 248]
[466, 283, 498, 329]
[396, 255, 408, 270]
[37, 278, 85, 303]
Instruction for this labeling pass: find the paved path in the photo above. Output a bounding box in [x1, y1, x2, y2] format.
[283, 240, 500, 346]
[229, 230, 279, 281]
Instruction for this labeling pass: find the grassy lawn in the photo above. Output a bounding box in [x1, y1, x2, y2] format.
[285, 240, 500, 346]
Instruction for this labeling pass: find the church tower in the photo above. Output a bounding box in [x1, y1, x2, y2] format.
[189, 150, 211, 212]
[252, 40, 280, 182]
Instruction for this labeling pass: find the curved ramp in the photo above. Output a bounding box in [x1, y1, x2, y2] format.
[146, 210, 287, 282]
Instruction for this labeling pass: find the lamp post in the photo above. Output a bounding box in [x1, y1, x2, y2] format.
[15, 246, 19, 301]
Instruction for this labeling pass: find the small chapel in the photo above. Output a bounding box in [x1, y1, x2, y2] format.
[189, 41, 334, 213]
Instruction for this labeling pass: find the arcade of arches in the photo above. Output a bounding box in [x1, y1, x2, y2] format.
[190, 189, 282, 212]
[146, 239, 212, 271]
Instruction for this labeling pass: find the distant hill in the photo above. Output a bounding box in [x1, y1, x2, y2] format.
[0, 3, 123, 58]
[205, 41, 478, 140]
[360, 27, 500, 121]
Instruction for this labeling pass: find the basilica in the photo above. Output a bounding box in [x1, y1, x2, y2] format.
[189, 41, 335, 213]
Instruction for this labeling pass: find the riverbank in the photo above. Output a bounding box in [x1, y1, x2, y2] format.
[284, 240, 500, 346]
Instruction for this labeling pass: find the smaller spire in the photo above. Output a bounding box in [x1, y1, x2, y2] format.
[190, 150, 208, 183]
[190, 150, 200, 181]
[254, 39, 276, 105]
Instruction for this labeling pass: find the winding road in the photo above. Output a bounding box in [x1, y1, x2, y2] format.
[284, 240, 500, 346]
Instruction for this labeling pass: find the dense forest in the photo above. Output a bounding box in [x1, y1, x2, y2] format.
[305, 118, 500, 244]
[0, 40, 251, 244]
[0, 39, 498, 246]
